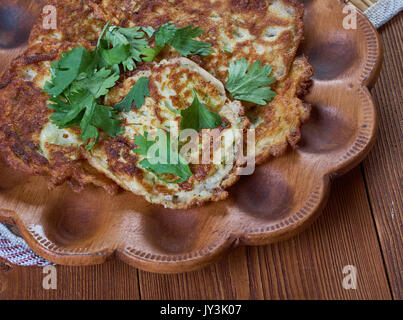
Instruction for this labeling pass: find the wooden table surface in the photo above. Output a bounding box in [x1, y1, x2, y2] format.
[0, 13, 402, 301]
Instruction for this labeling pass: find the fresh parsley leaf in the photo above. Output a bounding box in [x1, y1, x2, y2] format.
[80, 102, 123, 149]
[133, 132, 155, 156]
[180, 90, 223, 131]
[114, 77, 150, 112]
[97, 20, 111, 48]
[142, 26, 155, 37]
[155, 22, 177, 47]
[48, 90, 92, 128]
[140, 157, 192, 184]
[91, 105, 123, 137]
[72, 68, 119, 99]
[79, 99, 99, 149]
[45, 21, 147, 149]
[48, 89, 122, 149]
[100, 44, 130, 66]
[134, 131, 192, 183]
[225, 58, 276, 105]
[155, 22, 212, 57]
[103, 26, 150, 71]
[43, 46, 92, 96]
[141, 46, 162, 62]
[48, 96, 84, 129]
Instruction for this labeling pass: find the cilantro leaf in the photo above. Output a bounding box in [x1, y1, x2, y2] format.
[154, 22, 212, 57]
[134, 131, 192, 184]
[180, 90, 223, 131]
[43, 46, 92, 96]
[48, 66, 120, 141]
[225, 58, 276, 105]
[91, 105, 123, 137]
[114, 77, 150, 112]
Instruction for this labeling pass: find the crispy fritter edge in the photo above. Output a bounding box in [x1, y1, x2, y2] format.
[255, 55, 314, 165]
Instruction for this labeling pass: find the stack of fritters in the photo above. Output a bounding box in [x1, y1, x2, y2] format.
[0, 0, 313, 208]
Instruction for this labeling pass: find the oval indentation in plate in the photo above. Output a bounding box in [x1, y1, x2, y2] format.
[43, 193, 109, 246]
[0, 3, 35, 49]
[143, 208, 202, 254]
[232, 167, 293, 220]
[299, 104, 355, 153]
[302, 33, 357, 80]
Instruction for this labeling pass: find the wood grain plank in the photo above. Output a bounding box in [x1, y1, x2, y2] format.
[347, 0, 379, 12]
[248, 168, 391, 299]
[0, 259, 140, 300]
[362, 13, 403, 299]
[138, 168, 391, 300]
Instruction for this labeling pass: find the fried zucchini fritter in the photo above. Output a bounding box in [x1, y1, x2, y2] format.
[0, 41, 118, 193]
[30, 0, 304, 82]
[84, 58, 248, 209]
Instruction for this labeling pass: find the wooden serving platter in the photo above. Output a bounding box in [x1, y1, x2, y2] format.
[0, 0, 383, 273]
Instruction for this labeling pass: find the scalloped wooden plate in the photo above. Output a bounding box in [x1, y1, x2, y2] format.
[0, 0, 383, 273]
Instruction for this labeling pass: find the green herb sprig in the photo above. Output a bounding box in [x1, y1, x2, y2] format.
[225, 58, 276, 105]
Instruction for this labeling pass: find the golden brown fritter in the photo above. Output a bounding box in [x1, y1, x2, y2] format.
[0, 41, 118, 193]
[84, 58, 248, 209]
[29, 0, 304, 82]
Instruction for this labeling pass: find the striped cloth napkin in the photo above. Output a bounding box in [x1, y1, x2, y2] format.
[363, 0, 403, 28]
[1, 2, 402, 267]
[0, 223, 51, 266]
